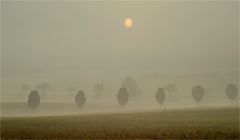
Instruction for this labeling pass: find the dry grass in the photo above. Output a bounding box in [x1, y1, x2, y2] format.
[1, 107, 239, 139]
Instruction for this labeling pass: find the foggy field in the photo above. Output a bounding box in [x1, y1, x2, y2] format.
[1, 1, 239, 139]
[1, 107, 239, 139]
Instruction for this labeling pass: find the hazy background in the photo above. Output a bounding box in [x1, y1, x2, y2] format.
[1, 1, 239, 116]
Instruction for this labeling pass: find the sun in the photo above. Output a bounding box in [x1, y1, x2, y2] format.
[124, 17, 133, 29]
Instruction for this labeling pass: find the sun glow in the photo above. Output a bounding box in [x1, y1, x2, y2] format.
[124, 18, 133, 29]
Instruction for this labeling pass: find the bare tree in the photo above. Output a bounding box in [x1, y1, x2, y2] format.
[75, 91, 87, 108]
[117, 88, 129, 106]
[192, 85, 204, 103]
[155, 88, 166, 105]
[28, 90, 40, 110]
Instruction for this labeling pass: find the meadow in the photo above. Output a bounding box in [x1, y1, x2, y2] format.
[1, 107, 239, 139]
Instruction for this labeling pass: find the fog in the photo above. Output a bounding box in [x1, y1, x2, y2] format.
[1, 1, 239, 116]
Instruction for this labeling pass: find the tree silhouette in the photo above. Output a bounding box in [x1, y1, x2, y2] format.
[225, 84, 238, 101]
[192, 85, 204, 103]
[75, 91, 87, 108]
[117, 87, 129, 106]
[155, 88, 166, 105]
[28, 90, 40, 110]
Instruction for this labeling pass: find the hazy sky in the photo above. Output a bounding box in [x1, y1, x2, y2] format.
[1, 1, 239, 99]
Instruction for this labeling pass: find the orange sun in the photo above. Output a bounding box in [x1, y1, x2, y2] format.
[124, 17, 133, 29]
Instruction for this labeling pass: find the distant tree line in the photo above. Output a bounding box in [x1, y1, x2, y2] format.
[27, 83, 238, 110]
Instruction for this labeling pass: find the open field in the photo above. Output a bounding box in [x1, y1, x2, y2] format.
[1, 107, 239, 139]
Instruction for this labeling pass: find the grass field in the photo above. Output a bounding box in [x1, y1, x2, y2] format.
[1, 107, 239, 139]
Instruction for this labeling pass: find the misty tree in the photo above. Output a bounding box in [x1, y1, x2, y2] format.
[192, 85, 204, 103]
[122, 76, 142, 98]
[225, 84, 238, 103]
[75, 91, 87, 108]
[28, 90, 40, 110]
[93, 83, 104, 98]
[35, 82, 51, 95]
[155, 88, 166, 105]
[117, 87, 129, 106]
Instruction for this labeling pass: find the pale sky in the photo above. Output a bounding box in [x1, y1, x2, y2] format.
[1, 1, 239, 100]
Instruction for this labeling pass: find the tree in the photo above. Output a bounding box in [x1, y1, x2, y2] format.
[192, 85, 204, 103]
[225, 84, 238, 101]
[93, 84, 104, 98]
[35, 82, 51, 95]
[155, 88, 165, 105]
[122, 76, 141, 98]
[117, 87, 129, 106]
[75, 91, 87, 108]
[28, 90, 40, 110]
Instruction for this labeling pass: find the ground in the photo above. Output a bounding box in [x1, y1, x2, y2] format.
[1, 107, 239, 139]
